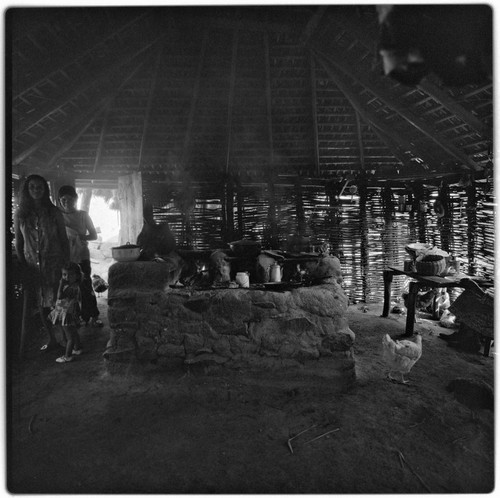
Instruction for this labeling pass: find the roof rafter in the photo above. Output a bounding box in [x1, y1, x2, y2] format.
[309, 52, 320, 175]
[264, 32, 274, 169]
[139, 42, 164, 169]
[182, 28, 209, 166]
[354, 111, 365, 170]
[225, 29, 239, 175]
[14, 32, 165, 139]
[47, 113, 98, 169]
[416, 80, 491, 140]
[320, 10, 491, 141]
[314, 51, 434, 170]
[14, 10, 152, 100]
[14, 56, 150, 166]
[316, 48, 482, 171]
[92, 102, 112, 174]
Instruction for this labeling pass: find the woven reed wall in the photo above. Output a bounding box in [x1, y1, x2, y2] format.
[144, 181, 495, 304]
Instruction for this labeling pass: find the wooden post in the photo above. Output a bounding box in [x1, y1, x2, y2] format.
[295, 177, 305, 235]
[359, 185, 369, 302]
[326, 180, 341, 256]
[236, 184, 244, 239]
[382, 269, 394, 317]
[466, 182, 477, 275]
[438, 183, 452, 253]
[404, 281, 419, 336]
[226, 178, 235, 243]
[221, 181, 227, 243]
[265, 179, 279, 249]
[184, 216, 193, 250]
[80, 188, 92, 212]
[417, 191, 427, 243]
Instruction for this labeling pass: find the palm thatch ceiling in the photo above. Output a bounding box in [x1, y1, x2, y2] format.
[8, 5, 493, 189]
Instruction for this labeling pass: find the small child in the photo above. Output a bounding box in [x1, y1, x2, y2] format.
[49, 262, 83, 363]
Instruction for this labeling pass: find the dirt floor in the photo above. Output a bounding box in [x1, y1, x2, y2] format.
[7, 250, 495, 493]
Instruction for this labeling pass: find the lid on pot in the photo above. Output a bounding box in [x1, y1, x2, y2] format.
[229, 240, 261, 247]
[112, 243, 140, 249]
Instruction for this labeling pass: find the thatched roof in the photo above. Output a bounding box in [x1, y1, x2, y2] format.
[8, 5, 493, 189]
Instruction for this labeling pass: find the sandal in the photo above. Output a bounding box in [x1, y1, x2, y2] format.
[55, 355, 73, 363]
[40, 343, 59, 352]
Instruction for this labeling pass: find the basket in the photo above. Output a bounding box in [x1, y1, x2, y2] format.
[415, 255, 446, 276]
[405, 243, 433, 261]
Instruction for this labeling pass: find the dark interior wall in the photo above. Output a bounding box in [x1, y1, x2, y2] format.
[142, 180, 494, 303]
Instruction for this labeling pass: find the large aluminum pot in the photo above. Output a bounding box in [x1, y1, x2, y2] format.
[228, 240, 261, 257]
[112, 242, 141, 262]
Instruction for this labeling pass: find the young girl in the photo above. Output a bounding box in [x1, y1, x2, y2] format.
[49, 262, 83, 363]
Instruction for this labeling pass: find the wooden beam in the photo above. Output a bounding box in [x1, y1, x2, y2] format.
[264, 33, 274, 169]
[14, 33, 165, 139]
[225, 30, 239, 175]
[309, 52, 320, 176]
[138, 43, 164, 169]
[354, 111, 365, 170]
[182, 28, 209, 166]
[368, 126, 419, 170]
[314, 52, 435, 170]
[13, 57, 149, 166]
[316, 48, 481, 171]
[183, 15, 296, 35]
[92, 102, 112, 173]
[462, 83, 493, 99]
[322, 12, 491, 140]
[46, 113, 98, 169]
[417, 80, 491, 140]
[14, 11, 152, 100]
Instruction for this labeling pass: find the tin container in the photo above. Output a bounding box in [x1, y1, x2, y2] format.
[235, 272, 250, 288]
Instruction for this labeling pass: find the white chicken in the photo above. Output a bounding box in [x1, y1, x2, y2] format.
[435, 289, 451, 317]
[439, 309, 456, 328]
[382, 332, 422, 384]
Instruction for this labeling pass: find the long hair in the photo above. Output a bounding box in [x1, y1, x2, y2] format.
[63, 262, 83, 284]
[17, 174, 57, 219]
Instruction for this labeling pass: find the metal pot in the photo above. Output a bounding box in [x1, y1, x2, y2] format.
[228, 240, 261, 257]
[112, 242, 141, 262]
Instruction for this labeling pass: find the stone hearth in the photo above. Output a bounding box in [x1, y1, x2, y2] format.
[105, 260, 355, 384]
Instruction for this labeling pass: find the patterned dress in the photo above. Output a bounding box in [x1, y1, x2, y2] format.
[48, 282, 82, 326]
[14, 206, 68, 308]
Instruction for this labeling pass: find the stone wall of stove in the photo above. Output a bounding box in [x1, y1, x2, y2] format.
[106, 261, 356, 384]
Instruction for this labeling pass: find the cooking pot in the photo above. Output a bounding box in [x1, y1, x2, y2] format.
[228, 240, 261, 257]
[112, 242, 141, 262]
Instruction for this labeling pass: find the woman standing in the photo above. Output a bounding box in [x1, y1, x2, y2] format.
[14, 174, 70, 355]
[57, 185, 103, 326]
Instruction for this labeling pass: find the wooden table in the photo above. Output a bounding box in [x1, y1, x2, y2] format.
[382, 267, 493, 337]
